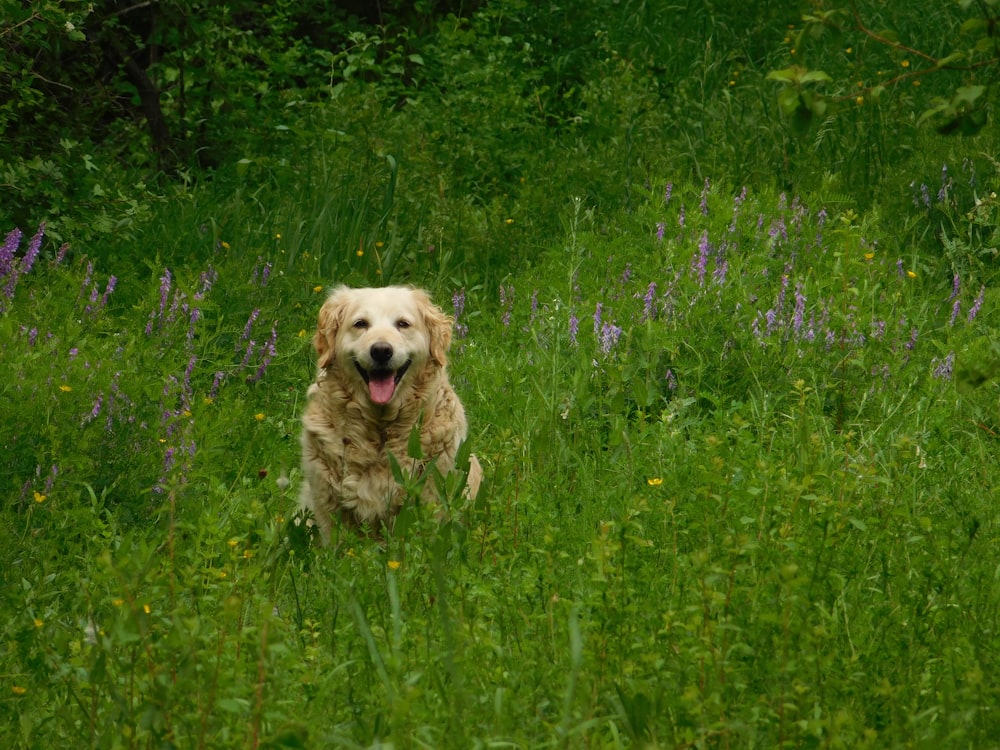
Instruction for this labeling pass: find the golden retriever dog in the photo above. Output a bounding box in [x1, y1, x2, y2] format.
[299, 285, 482, 541]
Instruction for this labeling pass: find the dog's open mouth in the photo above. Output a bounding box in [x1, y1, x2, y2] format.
[355, 360, 411, 405]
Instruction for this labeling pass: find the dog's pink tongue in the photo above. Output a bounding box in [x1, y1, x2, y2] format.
[368, 374, 396, 404]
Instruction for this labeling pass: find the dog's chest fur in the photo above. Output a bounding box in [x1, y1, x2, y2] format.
[300, 366, 466, 529]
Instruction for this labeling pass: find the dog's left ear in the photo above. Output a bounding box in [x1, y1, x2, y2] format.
[416, 290, 453, 366]
[315, 286, 350, 369]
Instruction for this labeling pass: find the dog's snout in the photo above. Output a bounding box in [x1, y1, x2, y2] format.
[370, 342, 394, 365]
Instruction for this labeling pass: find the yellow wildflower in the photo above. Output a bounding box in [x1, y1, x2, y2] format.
[901, 60, 910, 68]
[505, 218, 515, 225]
[298, 329, 306, 338]
[275, 233, 282, 239]
[221, 241, 231, 249]
[142, 604, 151, 614]
[33, 491, 45, 504]
[33, 619, 43, 628]
[59, 385, 72, 392]
[387, 560, 401, 570]
[907, 270, 917, 279]
[313, 285, 324, 293]
[647, 478, 664, 487]
[12, 686, 27, 696]
[356, 249, 364, 257]
[864, 252, 875, 260]
[255, 413, 265, 421]
[113, 599, 125, 607]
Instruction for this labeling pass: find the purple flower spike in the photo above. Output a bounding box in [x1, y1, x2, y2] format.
[20, 224, 44, 276]
[968, 287, 985, 323]
[1, 228, 22, 280]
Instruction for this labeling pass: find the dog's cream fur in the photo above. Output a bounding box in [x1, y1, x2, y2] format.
[299, 285, 481, 541]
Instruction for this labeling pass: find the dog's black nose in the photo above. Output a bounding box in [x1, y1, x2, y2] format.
[370, 342, 393, 365]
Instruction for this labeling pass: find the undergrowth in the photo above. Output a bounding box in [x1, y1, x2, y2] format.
[3, 160, 1000, 746]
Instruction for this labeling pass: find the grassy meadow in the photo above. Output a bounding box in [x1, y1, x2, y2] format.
[4, 2, 1000, 748]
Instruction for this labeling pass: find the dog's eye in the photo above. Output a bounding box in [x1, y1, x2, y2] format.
[396, 319, 411, 329]
[353, 319, 369, 329]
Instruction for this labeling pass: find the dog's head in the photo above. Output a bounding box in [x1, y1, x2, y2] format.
[314, 286, 453, 405]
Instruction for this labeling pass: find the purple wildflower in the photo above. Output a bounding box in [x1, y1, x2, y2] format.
[619, 264, 633, 287]
[693, 231, 710, 286]
[54, 242, 69, 265]
[240, 341, 255, 371]
[906, 327, 918, 350]
[768, 215, 787, 246]
[209, 371, 226, 399]
[656, 222, 666, 242]
[871, 320, 886, 340]
[250, 325, 278, 383]
[187, 306, 200, 345]
[28, 327, 38, 346]
[599, 321, 622, 355]
[932, 351, 955, 380]
[242, 308, 260, 342]
[260, 261, 272, 287]
[792, 283, 806, 335]
[968, 286, 985, 323]
[84, 394, 104, 426]
[182, 355, 197, 408]
[499, 285, 515, 327]
[949, 274, 961, 301]
[642, 282, 657, 322]
[158, 269, 172, 318]
[453, 288, 469, 338]
[529, 289, 539, 326]
[593, 302, 603, 337]
[569, 312, 579, 346]
[44, 465, 57, 494]
[937, 164, 951, 203]
[678, 205, 685, 228]
[896, 259, 905, 277]
[100, 276, 118, 308]
[665, 369, 678, 391]
[1, 227, 21, 280]
[664, 182, 673, 205]
[713, 258, 728, 286]
[20, 224, 44, 276]
[950, 298, 961, 326]
[920, 184, 931, 208]
[729, 187, 747, 232]
[195, 266, 217, 300]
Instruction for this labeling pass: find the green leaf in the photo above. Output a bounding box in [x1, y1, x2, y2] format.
[777, 88, 801, 117]
[800, 70, 832, 85]
[767, 67, 802, 84]
[954, 85, 986, 106]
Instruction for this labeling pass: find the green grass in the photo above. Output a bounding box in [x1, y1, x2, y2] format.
[3, 155, 1000, 747]
[3, 3, 1000, 744]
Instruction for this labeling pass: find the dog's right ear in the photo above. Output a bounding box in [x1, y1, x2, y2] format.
[315, 286, 349, 369]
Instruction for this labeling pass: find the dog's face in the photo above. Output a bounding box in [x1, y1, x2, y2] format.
[314, 286, 453, 405]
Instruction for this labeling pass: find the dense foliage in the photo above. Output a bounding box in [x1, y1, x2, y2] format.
[2, 0, 1000, 747]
